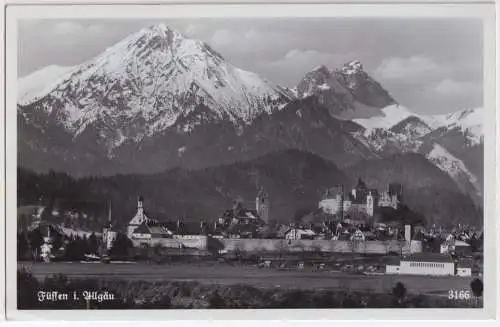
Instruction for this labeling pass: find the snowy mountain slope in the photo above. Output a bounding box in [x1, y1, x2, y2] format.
[18, 24, 292, 150]
[424, 143, 482, 202]
[349, 104, 483, 204]
[352, 103, 482, 143]
[353, 104, 413, 135]
[18, 65, 75, 105]
[420, 108, 483, 145]
[16, 23, 484, 206]
[353, 106, 483, 151]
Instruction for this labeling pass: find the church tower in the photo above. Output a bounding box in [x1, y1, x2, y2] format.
[336, 184, 344, 220]
[256, 188, 269, 224]
[127, 196, 148, 237]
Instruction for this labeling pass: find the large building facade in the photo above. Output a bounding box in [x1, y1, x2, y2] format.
[386, 253, 456, 276]
[319, 180, 403, 218]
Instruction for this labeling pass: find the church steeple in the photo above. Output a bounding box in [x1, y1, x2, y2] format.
[137, 196, 144, 215]
[256, 188, 269, 224]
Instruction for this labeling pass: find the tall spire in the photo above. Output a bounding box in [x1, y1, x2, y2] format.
[138, 195, 144, 215]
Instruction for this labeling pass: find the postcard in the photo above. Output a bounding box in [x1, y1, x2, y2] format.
[3, 0, 497, 321]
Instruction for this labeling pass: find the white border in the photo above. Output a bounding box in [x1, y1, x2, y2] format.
[3, 1, 498, 321]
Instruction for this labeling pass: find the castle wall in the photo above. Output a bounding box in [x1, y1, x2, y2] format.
[138, 235, 209, 250]
[135, 235, 422, 255]
[219, 238, 422, 254]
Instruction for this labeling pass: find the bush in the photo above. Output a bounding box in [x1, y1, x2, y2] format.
[17, 268, 40, 309]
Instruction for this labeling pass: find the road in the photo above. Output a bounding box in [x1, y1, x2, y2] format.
[18, 261, 474, 296]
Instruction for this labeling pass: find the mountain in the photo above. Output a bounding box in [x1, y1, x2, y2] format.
[420, 108, 483, 146]
[294, 62, 483, 205]
[349, 106, 484, 204]
[18, 65, 75, 105]
[295, 61, 395, 120]
[17, 24, 483, 208]
[19, 96, 378, 176]
[18, 24, 292, 151]
[344, 153, 482, 227]
[420, 143, 482, 204]
[17, 149, 352, 226]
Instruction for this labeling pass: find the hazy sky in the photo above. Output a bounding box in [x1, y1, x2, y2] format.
[18, 18, 483, 114]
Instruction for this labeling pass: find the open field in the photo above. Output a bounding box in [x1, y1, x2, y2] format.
[18, 261, 473, 296]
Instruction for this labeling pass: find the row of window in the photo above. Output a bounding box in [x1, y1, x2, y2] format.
[408, 262, 447, 269]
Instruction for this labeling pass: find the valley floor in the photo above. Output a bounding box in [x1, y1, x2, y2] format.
[18, 261, 472, 298]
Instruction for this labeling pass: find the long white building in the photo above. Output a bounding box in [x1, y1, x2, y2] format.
[386, 253, 462, 276]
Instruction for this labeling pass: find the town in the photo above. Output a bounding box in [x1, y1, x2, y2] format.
[17, 178, 483, 279]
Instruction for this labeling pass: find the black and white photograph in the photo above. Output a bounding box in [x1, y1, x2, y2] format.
[4, 1, 497, 319]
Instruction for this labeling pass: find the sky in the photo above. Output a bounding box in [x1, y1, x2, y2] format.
[18, 18, 483, 115]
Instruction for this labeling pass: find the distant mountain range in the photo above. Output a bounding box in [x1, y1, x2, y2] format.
[17, 23, 484, 223]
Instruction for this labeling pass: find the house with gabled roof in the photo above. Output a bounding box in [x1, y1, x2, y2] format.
[127, 196, 158, 238]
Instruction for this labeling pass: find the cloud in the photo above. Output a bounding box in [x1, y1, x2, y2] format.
[211, 29, 233, 47]
[184, 24, 200, 37]
[87, 24, 104, 35]
[52, 21, 104, 37]
[268, 49, 353, 72]
[374, 56, 447, 82]
[433, 78, 481, 95]
[52, 21, 85, 35]
[208, 28, 295, 54]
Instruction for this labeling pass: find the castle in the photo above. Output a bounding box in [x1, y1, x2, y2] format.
[319, 179, 402, 218]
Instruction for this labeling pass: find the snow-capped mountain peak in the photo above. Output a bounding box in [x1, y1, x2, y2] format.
[18, 24, 292, 149]
[340, 60, 364, 75]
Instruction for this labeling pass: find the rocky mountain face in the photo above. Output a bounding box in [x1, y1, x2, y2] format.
[17, 24, 484, 217]
[295, 61, 395, 120]
[19, 97, 378, 176]
[18, 24, 292, 152]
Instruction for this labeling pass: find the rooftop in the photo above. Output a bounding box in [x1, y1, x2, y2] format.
[457, 258, 474, 268]
[401, 253, 454, 263]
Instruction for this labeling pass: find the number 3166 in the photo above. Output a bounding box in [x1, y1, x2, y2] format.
[448, 290, 471, 300]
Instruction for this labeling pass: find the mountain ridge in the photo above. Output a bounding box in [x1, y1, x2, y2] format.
[17, 23, 483, 209]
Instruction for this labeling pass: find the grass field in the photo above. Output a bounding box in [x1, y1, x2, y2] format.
[18, 261, 474, 297]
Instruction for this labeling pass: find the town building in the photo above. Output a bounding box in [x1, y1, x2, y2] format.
[256, 188, 270, 224]
[217, 189, 270, 235]
[440, 239, 472, 255]
[456, 258, 473, 277]
[319, 180, 402, 218]
[130, 221, 172, 240]
[127, 196, 158, 238]
[386, 253, 456, 276]
[284, 227, 316, 240]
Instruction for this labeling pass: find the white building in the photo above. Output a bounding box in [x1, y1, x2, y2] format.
[284, 228, 316, 240]
[456, 258, 473, 277]
[318, 197, 351, 215]
[386, 253, 455, 276]
[127, 196, 157, 238]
